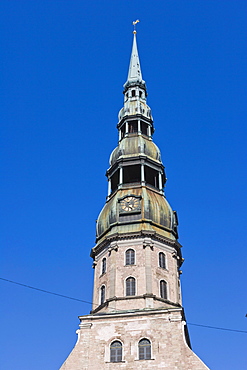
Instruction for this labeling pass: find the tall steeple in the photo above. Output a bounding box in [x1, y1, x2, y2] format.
[59, 28, 209, 370]
[124, 31, 145, 89]
[92, 29, 179, 313]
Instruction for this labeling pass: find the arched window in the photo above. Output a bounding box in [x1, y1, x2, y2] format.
[102, 258, 106, 274]
[125, 249, 135, 265]
[110, 341, 122, 362]
[159, 252, 166, 269]
[100, 285, 105, 305]
[160, 280, 167, 300]
[126, 277, 136, 296]
[139, 338, 151, 360]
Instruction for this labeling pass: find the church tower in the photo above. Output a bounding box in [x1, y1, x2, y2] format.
[60, 29, 209, 370]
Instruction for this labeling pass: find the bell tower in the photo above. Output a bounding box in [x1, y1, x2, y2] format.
[60, 29, 209, 370]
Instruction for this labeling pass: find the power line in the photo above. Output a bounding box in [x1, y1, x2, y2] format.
[187, 322, 247, 334]
[0, 277, 96, 306]
[1, 277, 247, 334]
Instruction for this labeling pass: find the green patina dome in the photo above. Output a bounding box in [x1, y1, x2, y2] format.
[96, 186, 177, 244]
[110, 136, 162, 166]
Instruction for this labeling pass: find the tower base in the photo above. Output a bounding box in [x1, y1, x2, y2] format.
[60, 308, 209, 369]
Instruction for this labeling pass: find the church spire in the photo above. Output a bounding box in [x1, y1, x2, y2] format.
[125, 32, 143, 84]
[123, 25, 146, 92]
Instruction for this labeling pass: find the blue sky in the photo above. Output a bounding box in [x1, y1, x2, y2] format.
[1, 1, 247, 369]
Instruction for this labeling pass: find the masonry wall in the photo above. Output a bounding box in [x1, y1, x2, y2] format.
[59, 309, 209, 370]
[92, 237, 181, 313]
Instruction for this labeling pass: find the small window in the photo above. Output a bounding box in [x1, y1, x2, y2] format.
[141, 122, 148, 136]
[120, 124, 125, 139]
[123, 164, 141, 184]
[139, 338, 151, 360]
[125, 249, 135, 265]
[110, 341, 122, 362]
[126, 277, 136, 296]
[159, 252, 166, 269]
[144, 166, 159, 188]
[131, 90, 136, 97]
[160, 280, 167, 300]
[128, 120, 138, 133]
[139, 91, 142, 98]
[111, 169, 119, 193]
[100, 285, 105, 305]
[102, 258, 106, 274]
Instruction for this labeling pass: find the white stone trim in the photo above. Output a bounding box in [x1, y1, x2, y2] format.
[124, 247, 136, 266]
[159, 278, 169, 300]
[158, 250, 168, 270]
[99, 284, 106, 305]
[135, 336, 154, 361]
[125, 275, 137, 296]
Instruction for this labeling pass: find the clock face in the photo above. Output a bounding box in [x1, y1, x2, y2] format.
[120, 196, 140, 212]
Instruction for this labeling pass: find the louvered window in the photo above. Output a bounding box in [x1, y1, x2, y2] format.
[110, 341, 122, 362]
[159, 252, 166, 269]
[125, 249, 135, 265]
[160, 280, 167, 300]
[126, 277, 136, 296]
[139, 338, 151, 360]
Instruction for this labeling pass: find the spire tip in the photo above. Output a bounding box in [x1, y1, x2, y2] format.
[132, 19, 140, 33]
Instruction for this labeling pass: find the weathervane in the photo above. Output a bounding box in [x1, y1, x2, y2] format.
[133, 19, 140, 34]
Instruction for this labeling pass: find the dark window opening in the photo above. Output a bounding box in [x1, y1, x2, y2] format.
[162, 174, 165, 187]
[139, 91, 143, 98]
[120, 124, 125, 139]
[111, 170, 119, 193]
[100, 285, 105, 305]
[126, 277, 136, 296]
[159, 252, 166, 269]
[131, 90, 136, 97]
[123, 165, 141, 184]
[160, 280, 167, 299]
[110, 341, 122, 363]
[126, 249, 135, 265]
[144, 166, 159, 188]
[139, 339, 151, 360]
[141, 122, 148, 136]
[128, 120, 138, 134]
[102, 258, 106, 274]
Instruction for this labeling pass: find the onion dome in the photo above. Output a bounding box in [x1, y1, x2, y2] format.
[110, 136, 162, 166]
[96, 187, 178, 243]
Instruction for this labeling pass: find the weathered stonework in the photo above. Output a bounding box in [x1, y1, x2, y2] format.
[60, 309, 209, 370]
[91, 237, 182, 313]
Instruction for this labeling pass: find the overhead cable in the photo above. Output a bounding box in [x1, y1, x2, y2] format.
[1, 276, 247, 334]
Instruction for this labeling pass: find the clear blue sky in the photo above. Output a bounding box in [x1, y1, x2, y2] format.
[1, 1, 247, 369]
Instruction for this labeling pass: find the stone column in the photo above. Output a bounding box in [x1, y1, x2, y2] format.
[158, 172, 163, 191]
[107, 178, 111, 196]
[138, 119, 141, 134]
[143, 239, 153, 294]
[119, 167, 123, 185]
[108, 242, 118, 311]
[141, 164, 145, 185]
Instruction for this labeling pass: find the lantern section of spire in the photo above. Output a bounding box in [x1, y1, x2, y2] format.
[119, 31, 152, 127]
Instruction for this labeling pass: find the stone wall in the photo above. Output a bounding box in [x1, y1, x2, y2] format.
[59, 308, 209, 370]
